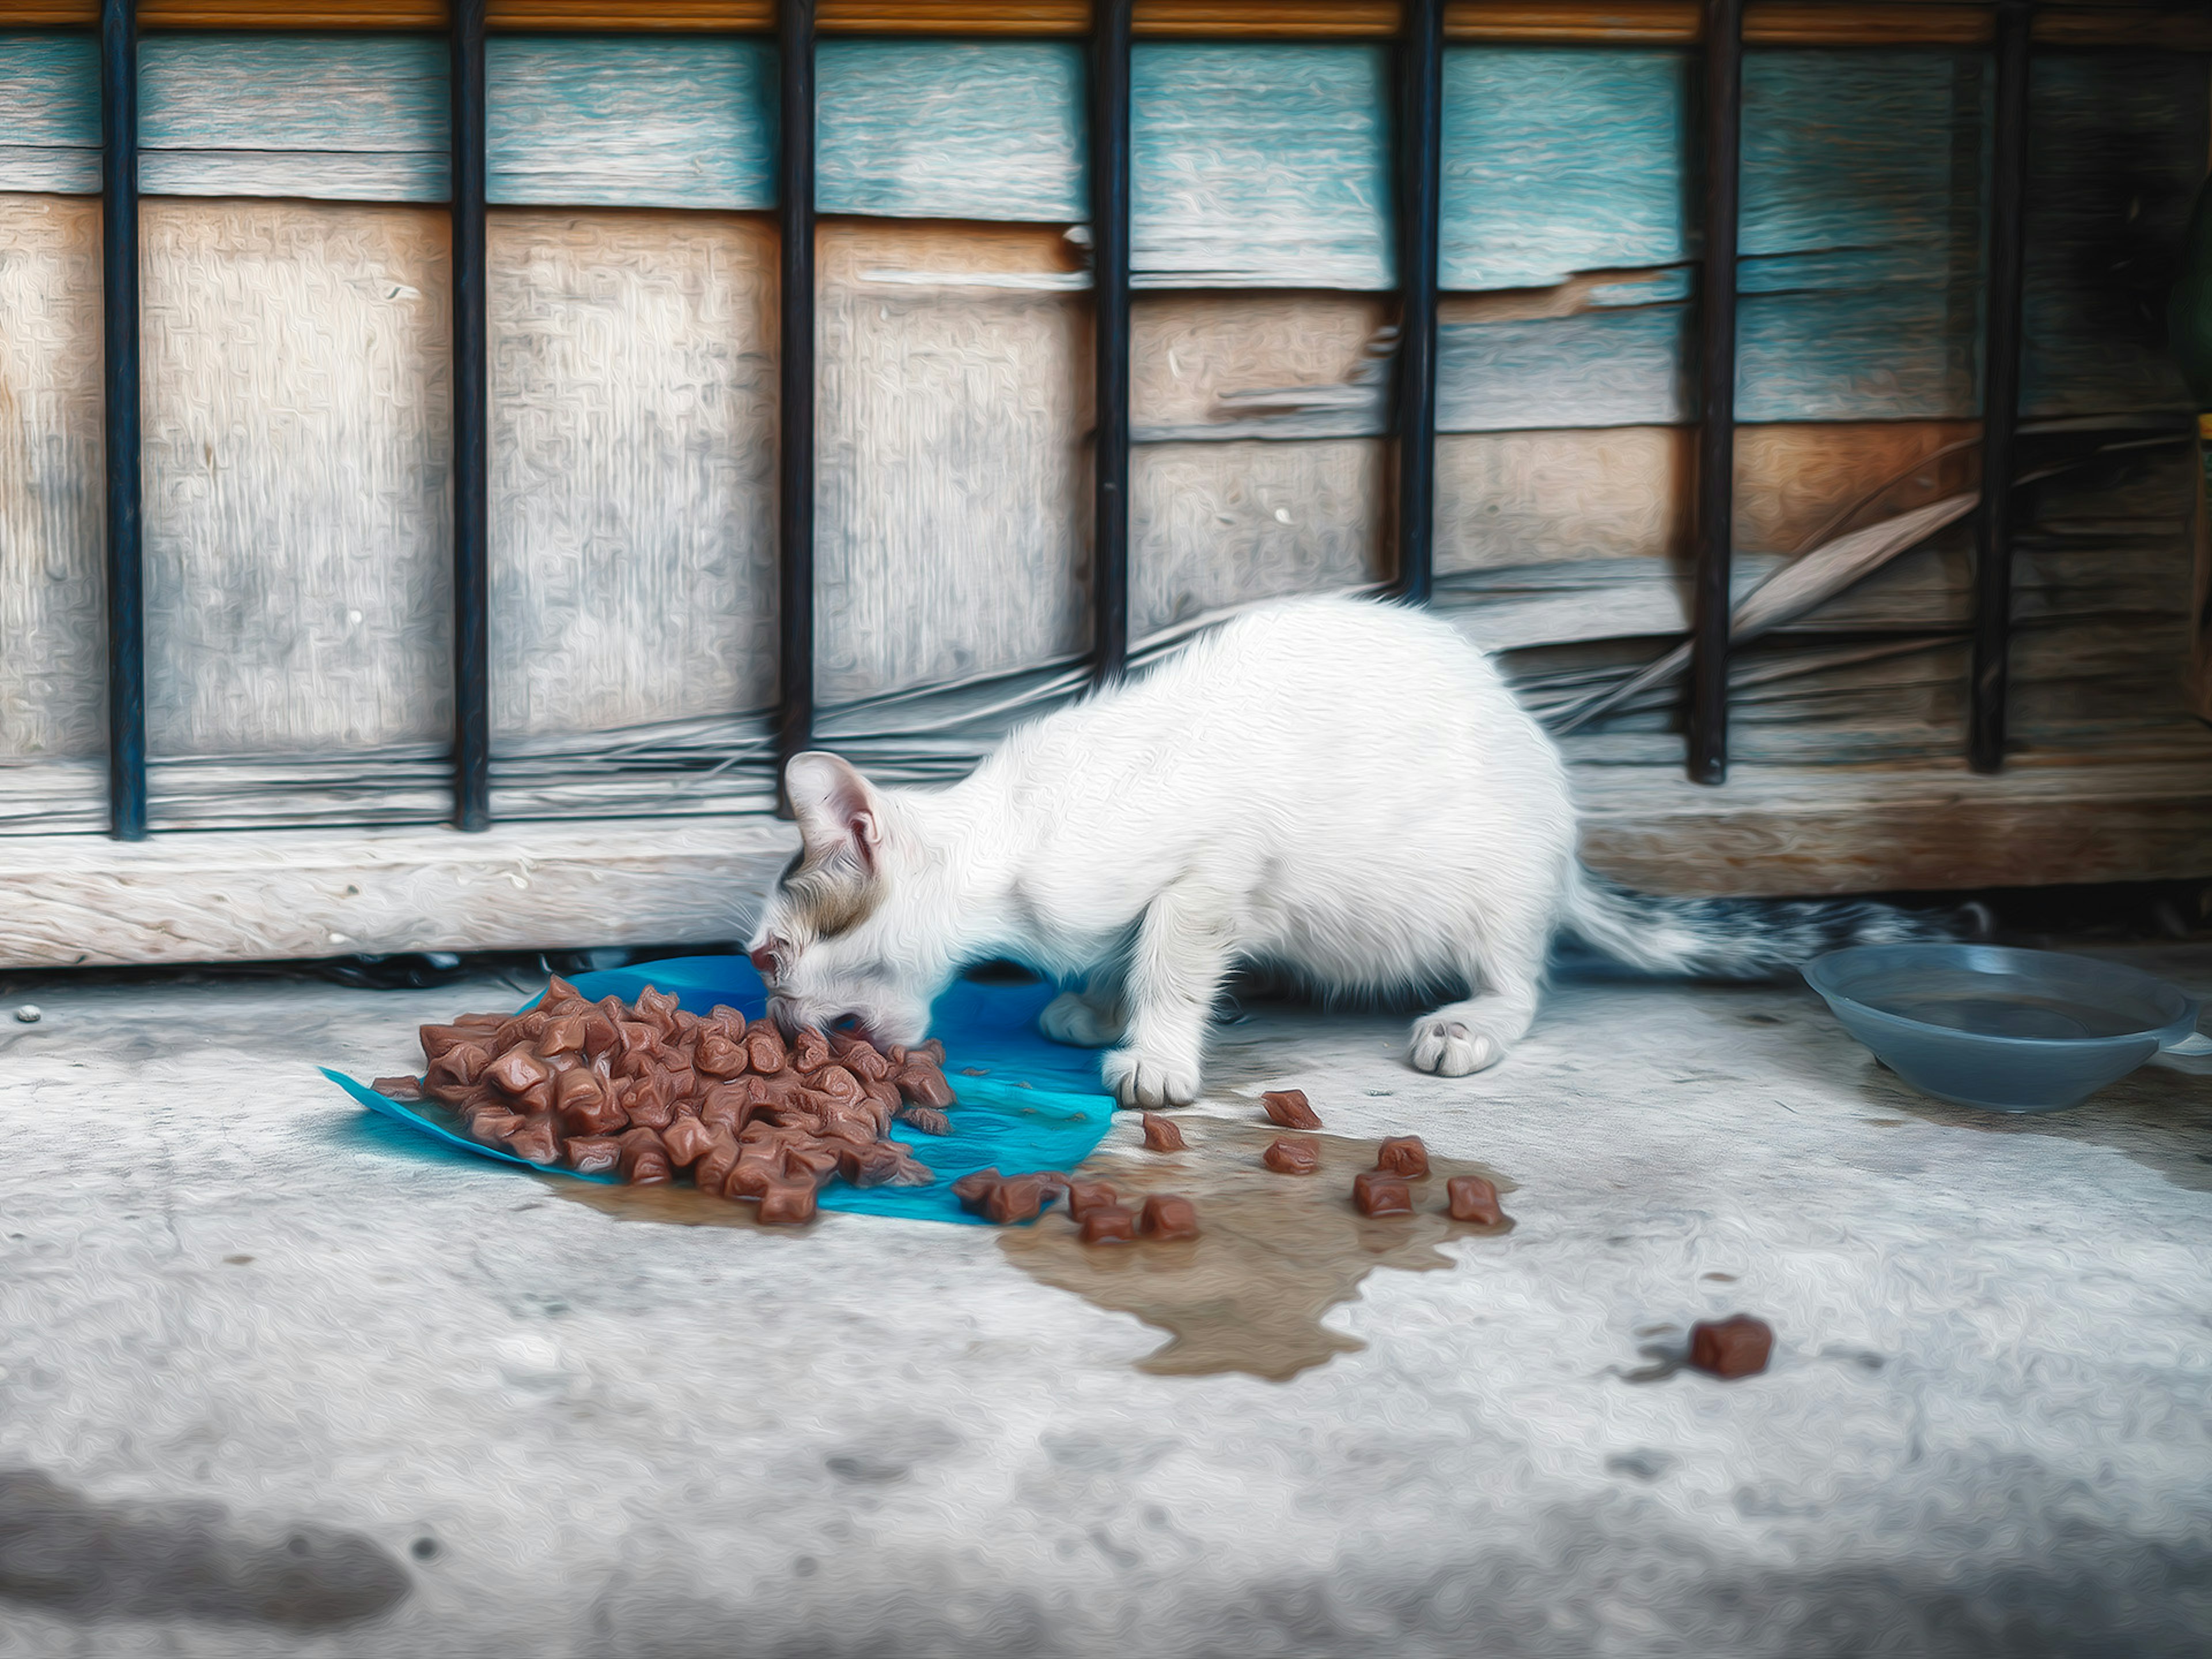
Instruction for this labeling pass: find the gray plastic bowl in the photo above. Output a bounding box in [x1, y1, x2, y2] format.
[1803, 944, 2209, 1113]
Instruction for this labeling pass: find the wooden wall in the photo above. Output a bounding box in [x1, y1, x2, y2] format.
[0, 27, 2207, 926]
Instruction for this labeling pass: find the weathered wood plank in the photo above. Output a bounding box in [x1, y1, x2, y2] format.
[138, 201, 453, 766]
[0, 816, 798, 970]
[1131, 43, 1392, 289]
[815, 223, 1091, 703]
[1131, 438, 1385, 637]
[0, 195, 105, 779]
[487, 211, 779, 741]
[487, 35, 774, 210]
[817, 40, 1085, 223]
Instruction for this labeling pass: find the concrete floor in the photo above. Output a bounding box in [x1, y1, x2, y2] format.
[1, 949, 2209, 1657]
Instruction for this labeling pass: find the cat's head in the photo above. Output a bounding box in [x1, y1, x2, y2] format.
[744, 752, 946, 1046]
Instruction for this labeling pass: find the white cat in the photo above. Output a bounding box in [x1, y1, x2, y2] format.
[747, 594, 1943, 1107]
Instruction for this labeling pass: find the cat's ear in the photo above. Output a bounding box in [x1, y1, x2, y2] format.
[785, 751, 886, 874]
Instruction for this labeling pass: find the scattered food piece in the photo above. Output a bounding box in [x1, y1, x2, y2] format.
[1260, 1089, 1322, 1130]
[895, 1104, 952, 1137]
[1080, 1205, 1137, 1245]
[1688, 1315, 1774, 1379]
[566, 1136, 623, 1175]
[1374, 1136, 1430, 1179]
[1140, 1113, 1187, 1152]
[1064, 1179, 1119, 1221]
[372, 1075, 424, 1102]
[984, 1174, 1052, 1225]
[1137, 1194, 1201, 1241]
[756, 1180, 818, 1225]
[952, 1169, 1003, 1212]
[1262, 1136, 1320, 1176]
[1444, 1174, 1504, 1225]
[1351, 1171, 1413, 1217]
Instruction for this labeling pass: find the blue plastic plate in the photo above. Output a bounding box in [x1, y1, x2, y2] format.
[325, 957, 1117, 1224]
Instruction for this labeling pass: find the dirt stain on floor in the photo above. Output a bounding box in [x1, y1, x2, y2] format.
[998, 1118, 1516, 1382]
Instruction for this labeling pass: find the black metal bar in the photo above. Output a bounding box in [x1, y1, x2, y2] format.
[778, 0, 818, 796]
[1392, 0, 1444, 605]
[450, 0, 491, 831]
[1969, 0, 2032, 774]
[1688, 0, 1742, 786]
[101, 0, 145, 842]
[1090, 0, 1132, 684]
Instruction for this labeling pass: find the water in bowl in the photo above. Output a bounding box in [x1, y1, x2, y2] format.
[1858, 976, 2149, 1041]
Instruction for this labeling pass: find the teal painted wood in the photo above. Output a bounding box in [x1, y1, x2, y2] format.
[1132, 43, 1391, 290]
[140, 33, 449, 201]
[817, 40, 1084, 222]
[487, 36, 774, 211]
[0, 33, 99, 194]
[1440, 48, 1687, 291]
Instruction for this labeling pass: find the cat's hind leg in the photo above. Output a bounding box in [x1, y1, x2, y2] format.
[1101, 882, 1236, 1108]
[1408, 933, 1544, 1077]
[1039, 961, 1127, 1048]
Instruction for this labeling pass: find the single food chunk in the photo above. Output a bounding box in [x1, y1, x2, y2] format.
[1064, 1179, 1119, 1221]
[893, 1061, 957, 1109]
[698, 1080, 761, 1135]
[566, 1135, 623, 1175]
[556, 1071, 626, 1137]
[756, 1180, 818, 1225]
[1080, 1205, 1137, 1245]
[503, 1115, 562, 1165]
[1374, 1136, 1430, 1179]
[1688, 1316, 1774, 1380]
[467, 1108, 524, 1147]
[789, 1027, 832, 1074]
[1137, 1194, 1200, 1241]
[580, 1011, 622, 1059]
[811, 1064, 865, 1109]
[694, 1032, 748, 1078]
[661, 1116, 719, 1168]
[426, 1043, 490, 1090]
[1445, 1174, 1504, 1225]
[537, 1013, 586, 1056]
[617, 1126, 671, 1184]
[724, 1151, 782, 1200]
[372, 1075, 423, 1103]
[951, 1168, 1002, 1211]
[785, 1142, 842, 1183]
[1263, 1136, 1321, 1176]
[1351, 1171, 1413, 1217]
[837, 1142, 908, 1188]
[484, 1047, 552, 1097]
[417, 1024, 485, 1063]
[695, 1128, 741, 1196]
[983, 1174, 1051, 1225]
[1140, 1113, 1186, 1153]
[744, 1025, 788, 1075]
[1260, 1089, 1322, 1130]
[622, 1075, 675, 1131]
[895, 1103, 951, 1137]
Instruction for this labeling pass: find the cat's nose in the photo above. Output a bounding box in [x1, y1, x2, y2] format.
[748, 944, 778, 981]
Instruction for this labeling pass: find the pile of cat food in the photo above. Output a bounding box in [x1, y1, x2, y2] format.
[374, 977, 955, 1224]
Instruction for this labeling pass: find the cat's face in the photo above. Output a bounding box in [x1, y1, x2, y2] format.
[745, 753, 938, 1047]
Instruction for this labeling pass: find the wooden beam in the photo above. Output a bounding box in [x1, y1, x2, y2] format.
[0, 818, 798, 971]
[1578, 756, 2212, 898]
[7, 2, 2205, 47]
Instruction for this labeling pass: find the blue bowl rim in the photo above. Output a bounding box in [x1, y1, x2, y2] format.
[1802, 943, 2199, 1053]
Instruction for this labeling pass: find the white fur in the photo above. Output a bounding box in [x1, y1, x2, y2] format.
[749, 594, 1582, 1107]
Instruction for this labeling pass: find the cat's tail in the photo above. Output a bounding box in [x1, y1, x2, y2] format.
[1559, 868, 1978, 980]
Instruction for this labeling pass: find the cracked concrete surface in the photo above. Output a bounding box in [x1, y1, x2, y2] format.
[0, 949, 2207, 1656]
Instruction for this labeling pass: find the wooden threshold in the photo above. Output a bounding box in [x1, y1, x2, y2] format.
[1578, 755, 2212, 897]
[3, 752, 2209, 969]
[9, 2, 2207, 47]
[0, 816, 798, 972]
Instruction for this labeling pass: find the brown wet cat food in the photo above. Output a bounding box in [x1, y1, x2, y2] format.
[756, 1180, 819, 1225]
[1065, 1179, 1120, 1221]
[1445, 1174, 1504, 1225]
[372, 1075, 424, 1102]
[1351, 1171, 1412, 1217]
[985, 1175, 1053, 1226]
[1138, 1194, 1201, 1241]
[410, 976, 950, 1212]
[1262, 1137, 1321, 1176]
[1374, 1136, 1430, 1179]
[1260, 1089, 1322, 1130]
[1080, 1205, 1138, 1245]
[1688, 1315, 1774, 1379]
[1140, 1113, 1187, 1152]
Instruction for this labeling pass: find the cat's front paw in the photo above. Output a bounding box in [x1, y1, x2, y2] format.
[1407, 1016, 1505, 1077]
[1039, 990, 1125, 1048]
[1101, 1046, 1200, 1109]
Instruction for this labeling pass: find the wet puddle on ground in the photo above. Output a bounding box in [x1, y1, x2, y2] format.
[544, 1119, 1516, 1381]
[998, 1119, 1515, 1381]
